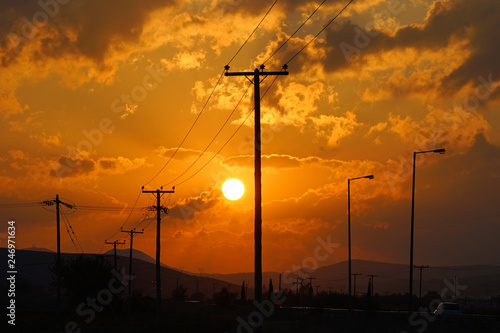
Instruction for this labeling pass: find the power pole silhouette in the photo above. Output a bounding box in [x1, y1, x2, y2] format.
[367, 275, 377, 298]
[39, 195, 74, 331]
[293, 277, 303, 294]
[352, 273, 361, 297]
[105, 240, 125, 270]
[121, 228, 143, 311]
[225, 64, 288, 308]
[306, 277, 317, 287]
[414, 265, 429, 304]
[278, 273, 281, 292]
[142, 186, 174, 329]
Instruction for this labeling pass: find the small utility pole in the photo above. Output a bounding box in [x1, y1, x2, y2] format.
[39, 195, 74, 331]
[352, 273, 361, 297]
[306, 277, 317, 288]
[105, 240, 125, 270]
[293, 277, 303, 294]
[414, 265, 429, 304]
[121, 228, 143, 310]
[225, 64, 288, 308]
[142, 186, 174, 329]
[367, 274, 377, 298]
[278, 273, 281, 292]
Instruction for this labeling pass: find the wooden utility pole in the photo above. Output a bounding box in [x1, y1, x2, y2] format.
[293, 277, 303, 294]
[105, 240, 125, 270]
[352, 273, 361, 297]
[414, 265, 429, 304]
[39, 195, 74, 331]
[121, 228, 143, 310]
[141, 186, 174, 329]
[367, 274, 377, 298]
[224, 64, 288, 307]
[306, 277, 317, 287]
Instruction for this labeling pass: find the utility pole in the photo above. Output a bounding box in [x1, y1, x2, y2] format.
[352, 273, 361, 297]
[121, 228, 143, 311]
[279, 273, 281, 292]
[105, 240, 125, 270]
[414, 265, 429, 304]
[293, 277, 303, 294]
[142, 186, 174, 329]
[225, 64, 288, 308]
[306, 277, 317, 287]
[39, 195, 74, 331]
[367, 275, 377, 298]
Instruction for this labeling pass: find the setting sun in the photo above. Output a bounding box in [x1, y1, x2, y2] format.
[222, 179, 245, 200]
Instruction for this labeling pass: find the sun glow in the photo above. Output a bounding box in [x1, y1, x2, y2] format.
[222, 179, 245, 200]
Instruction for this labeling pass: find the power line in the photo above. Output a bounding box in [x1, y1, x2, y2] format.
[144, 1, 278, 187]
[262, 0, 327, 65]
[284, 0, 354, 66]
[61, 211, 84, 254]
[0, 202, 39, 208]
[99, 190, 142, 254]
[76, 205, 143, 211]
[142, 69, 225, 187]
[162, 82, 252, 186]
[173, 74, 282, 187]
[226, 0, 278, 66]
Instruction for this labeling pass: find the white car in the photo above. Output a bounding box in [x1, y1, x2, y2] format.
[434, 302, 462, 317]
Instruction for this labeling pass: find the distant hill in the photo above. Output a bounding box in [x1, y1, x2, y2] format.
[104, 248, 190, 273]
[0, 248, 246, 302]
[207, 259, 500, 299]
[4, 248, 499, 300]
[21, 246, 54, 253]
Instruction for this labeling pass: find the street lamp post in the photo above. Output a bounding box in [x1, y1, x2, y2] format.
[348, 174, 374, 312]
[409, 148, 445, 314]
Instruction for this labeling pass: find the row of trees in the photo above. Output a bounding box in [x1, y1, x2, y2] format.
[52, 255, 500, 313]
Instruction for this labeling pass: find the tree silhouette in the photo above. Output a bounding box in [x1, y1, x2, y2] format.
[240, 281, 246, 303]
[171, 284, 188, 302]
[214, 287, 237, 307]
[54, 254, 114, 305]
[268, 278, 274, 298]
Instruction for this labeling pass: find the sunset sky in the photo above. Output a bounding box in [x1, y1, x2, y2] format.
[1, 0, 499, 275]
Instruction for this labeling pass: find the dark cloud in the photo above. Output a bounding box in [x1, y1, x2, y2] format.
[160, 147, 203, 161]
[50, 155, 95, 178]
[168, 188, 221, 221]
[323, 0, 499, 94]
[1, 0, 177, 63]
[98, 158, 117, 170]
[264, 0, 499, 96]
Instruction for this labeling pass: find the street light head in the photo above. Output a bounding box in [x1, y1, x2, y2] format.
[434, 148, 446, 154]
[366, 175, 374, 179]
